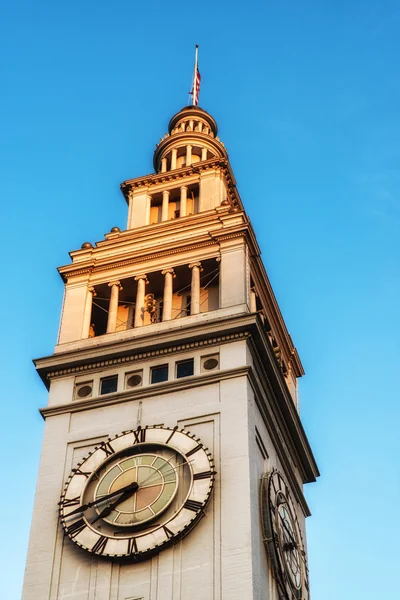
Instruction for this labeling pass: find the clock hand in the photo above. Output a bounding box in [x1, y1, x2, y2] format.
[138, 459, 194, 488]
[91, 485, 138, 524]
[280, 519, 298, 550]
[65, 481, 139, 517]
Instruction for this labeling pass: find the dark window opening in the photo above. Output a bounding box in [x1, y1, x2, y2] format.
[151, 364, 169, 384]
[100, 375, 118, 395]
[176, 359, 194, 379]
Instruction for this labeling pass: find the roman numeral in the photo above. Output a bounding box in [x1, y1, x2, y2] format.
[193, 470, 214, 480]
[165, 426, 178, 444]
[61, 496, 80, 507]
[163, 525, 174, 539]
[184, 499, 203, 512]
[133, 427, 146, 443]
[68, 518, 86, 538]
[186, 444, 202, 457]
[72, 467, 91, 478]
[127, 537, 138, 554]
[99, 442, 115, 456]
[92, 535, 108, 555]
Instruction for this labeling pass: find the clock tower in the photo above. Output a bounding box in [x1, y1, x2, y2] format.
[22, 105, 319, 600]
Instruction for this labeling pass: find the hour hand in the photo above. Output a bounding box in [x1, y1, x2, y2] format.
[91, 487, 136, 525]
[65, 482, 139, 516]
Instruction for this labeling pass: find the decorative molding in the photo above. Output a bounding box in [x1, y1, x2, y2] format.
[60, 240, 222, 281]
[45, 332, 250, 380]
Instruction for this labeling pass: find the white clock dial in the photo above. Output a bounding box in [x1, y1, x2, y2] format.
[59, 426, 215, 560]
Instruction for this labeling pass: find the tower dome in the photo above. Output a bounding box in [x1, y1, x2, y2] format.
[153, 105, 227, 173]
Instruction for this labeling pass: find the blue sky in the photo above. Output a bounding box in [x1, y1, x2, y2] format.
[1, 1, 400, 598]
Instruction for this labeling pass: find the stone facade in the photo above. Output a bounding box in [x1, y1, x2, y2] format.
[22, 105, 318, 600]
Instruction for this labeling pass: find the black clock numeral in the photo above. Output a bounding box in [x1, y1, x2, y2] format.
[184, 499, 203, 512]
[99, 442, 115, 457]
[165, 426, 178, 444]
[133, 427, 146, 444]
[92, 535, 108, 555]
[72, 467, 91, 478]
[61, 496, 80, 508]
[68, 518, 86, 538]
[193, 470, 214, 480]
[163, 525, 174, 539]
[186, 444, 203, 457]
[127, 537, 138, 554]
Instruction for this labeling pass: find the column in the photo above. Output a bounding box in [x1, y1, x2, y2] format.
[161, 268, 175, 321]
[189, 262, 203, 315]
[198, 122, 203, 132]
[107, 281, 122, 333]
[180, 186, 188, 217]
[81, 286, 96, 338]
[162, 190, 170, 221]
[201, 147, 207, 161]
[145, 194, 151, 225]
[186, 145, 192, 167]
[171, 148, 177, 169]
[161, 157, 167, 173]
[250, 287, 257, 313]
[134, 275, 148, 327]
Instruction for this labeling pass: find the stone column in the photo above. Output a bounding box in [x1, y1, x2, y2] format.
[107, 281, 122, 333]
[161, 268, 175, 321]
[201, 147, 208, 161]
[162, 190, 170, 221]
[189, 262, 203, 315]
[198, 122, 203, 132]
[82, 286, 96, 338]
[171, 148, 177, 169]
[134, 275, 148, 327]
[161, 157, 167, 173]
[180, 186, 188, 217]
[145, 194, 151, 225]
[186, 145, 192, 167]
[250, 287, 257, 313]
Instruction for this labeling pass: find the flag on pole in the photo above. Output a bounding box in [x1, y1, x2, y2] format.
[190, 45, 201, 106]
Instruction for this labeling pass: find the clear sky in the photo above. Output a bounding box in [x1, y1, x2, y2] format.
[1, 1, 399, 598]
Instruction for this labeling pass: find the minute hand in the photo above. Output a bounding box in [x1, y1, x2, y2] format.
[66, 481, 139, 517]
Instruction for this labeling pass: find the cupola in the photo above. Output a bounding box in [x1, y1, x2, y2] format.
[153, 105, 228, 173]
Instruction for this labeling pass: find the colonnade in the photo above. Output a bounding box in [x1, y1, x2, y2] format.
[160, 145, 208, 173]
[83, 262, 205, 338]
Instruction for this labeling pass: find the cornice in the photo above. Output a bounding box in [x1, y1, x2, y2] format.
[44, 332, 249, 381]
[58, 210, 248, 282]
[40, 366, 249, 419]
[34, 315, 256, 385]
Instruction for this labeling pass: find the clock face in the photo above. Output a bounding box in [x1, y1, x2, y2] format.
[59, 426, 215, 560]
[260, 470, 309, 600]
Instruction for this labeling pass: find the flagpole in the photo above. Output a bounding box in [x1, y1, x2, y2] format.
[192, 45, 199, 106]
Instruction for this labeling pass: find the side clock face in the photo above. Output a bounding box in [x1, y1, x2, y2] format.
[59, 426, 215, 560]
[260, 470, 309, 600]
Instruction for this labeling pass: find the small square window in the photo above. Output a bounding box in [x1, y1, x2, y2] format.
[150, 364, 169, 384]
[176, 359, 194, 379]
[100, 375, 118, 395]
